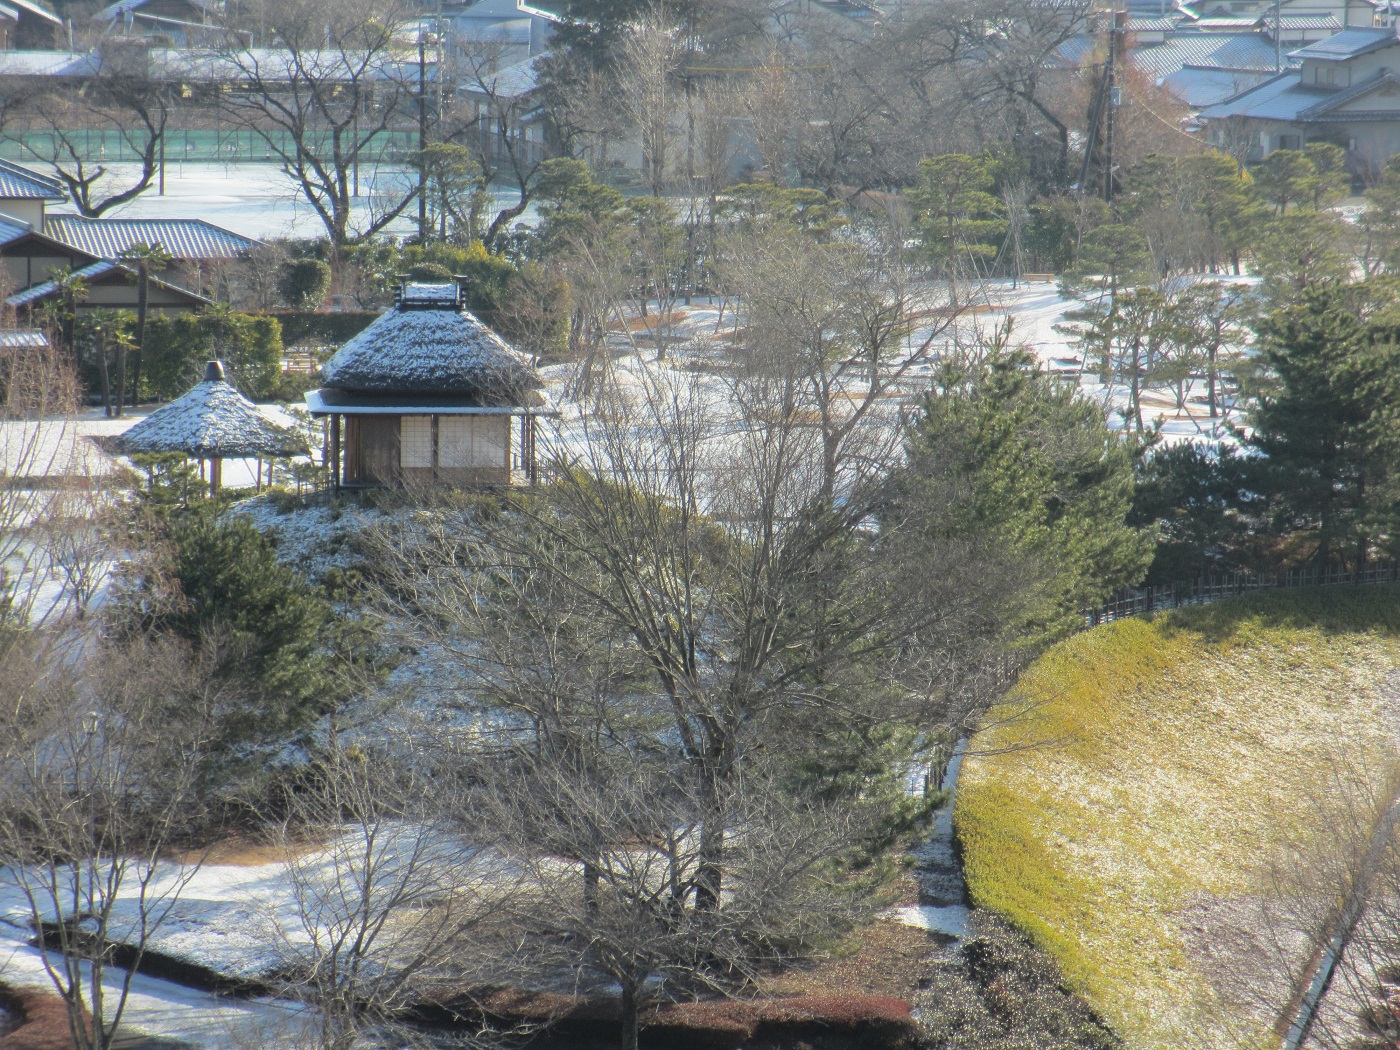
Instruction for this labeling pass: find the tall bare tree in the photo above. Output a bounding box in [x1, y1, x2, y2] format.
[213, 0, 423, 251]
[618, 12, 683, 199]
[10, 45, 174, 216]
[0, 636, 222, 1050]
[0, 336, 84, 627]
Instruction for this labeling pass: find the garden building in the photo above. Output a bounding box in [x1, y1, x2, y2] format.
[305, 280, 546, 489]
[111, 360, 309, 494]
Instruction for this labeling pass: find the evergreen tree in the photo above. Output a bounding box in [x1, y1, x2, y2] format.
[1181, 150, 1260, 274]
[1304, 141, 1350, 210]
[1253, 211, 1354, 300]
[902, 345, 1151, 640]
[910, 154, 1007, 295]
[1363, 155, 1400, 274]
[1251, 149, 1318, 215]
[1129, 441, 1260, 583]
[131, 512, 339, 751]
[1245, 288, 1400, 567]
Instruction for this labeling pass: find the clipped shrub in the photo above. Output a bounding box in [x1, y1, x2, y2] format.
[142, 312, 284, 400]
[278, 258, 332, 310]
[956, 587, 1400, 1048]
[0, 984, 86, 1050]
[267, 311, 379, 348]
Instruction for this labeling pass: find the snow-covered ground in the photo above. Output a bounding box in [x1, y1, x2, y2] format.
[54, 162, 539, 243]
[0, 823, 496, 1047]
[0, 857, 316, 1048]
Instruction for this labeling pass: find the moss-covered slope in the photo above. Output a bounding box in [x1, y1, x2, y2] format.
[957, 588, 1400, 1050]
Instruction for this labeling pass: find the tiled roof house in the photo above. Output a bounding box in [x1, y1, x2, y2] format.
[1199, 26, 1400, 172]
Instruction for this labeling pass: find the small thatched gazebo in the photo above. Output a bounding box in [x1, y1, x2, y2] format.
[111, 360, 310, 494]
[305, 280, 547, 489]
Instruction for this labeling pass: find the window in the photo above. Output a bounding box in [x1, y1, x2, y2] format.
[402, 415, 509, 470]
[400, 416, 433, 468]
[474, 417, 507, 467]
[439, 416, 473, 467]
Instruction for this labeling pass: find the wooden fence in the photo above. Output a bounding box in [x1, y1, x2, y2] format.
[1085, 562, 1400, 626]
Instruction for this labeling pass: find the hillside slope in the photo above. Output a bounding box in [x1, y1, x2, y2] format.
[956, 588, 1400, 1050]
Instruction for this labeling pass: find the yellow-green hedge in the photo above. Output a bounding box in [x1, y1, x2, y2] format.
[957, 587, 1400, 1050]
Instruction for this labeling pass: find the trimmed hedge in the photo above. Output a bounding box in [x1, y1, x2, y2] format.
[264, 310, 380, 347]
[419, 989, 919, 1049]
[956, 586, 1400, 1050]
[0, 985, 83, 1050]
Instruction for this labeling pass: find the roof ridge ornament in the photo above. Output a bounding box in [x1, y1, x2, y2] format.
[394, 275, 467, 310]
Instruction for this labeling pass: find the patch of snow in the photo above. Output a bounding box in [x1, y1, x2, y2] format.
[889, 904, 970, 938]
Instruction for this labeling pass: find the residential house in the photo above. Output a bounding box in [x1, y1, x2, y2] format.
[306, 280, 547, 489]
[7, 259, 210, 315]
[0, 158, 255, 311]
[1199, 26, 1400, 173]
[0, 0, 61, 50]
[93, 0, 221, 46]
[437, 0, 554, 66]
[1179, 0, 1375, 27]
[457, 50, 554, 171]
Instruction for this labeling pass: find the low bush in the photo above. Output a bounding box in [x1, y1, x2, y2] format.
[915, 914, 1120, 1050]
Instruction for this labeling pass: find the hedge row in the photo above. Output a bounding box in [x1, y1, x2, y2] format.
[263, 310, 380, 347]
[420, 989, 919, 1050]
[0, 985, 82, 1050]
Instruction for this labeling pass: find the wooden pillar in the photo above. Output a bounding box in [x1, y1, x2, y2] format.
[330, 414, 341, 492]
[209, 457, 222, 496]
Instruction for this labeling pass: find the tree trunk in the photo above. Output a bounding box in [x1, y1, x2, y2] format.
[97, 336, 113, 417]
[620, 982, 639, 1050]
[115, 336, 128, 417]
[131, 268, 149, 407]
[1208, 345, 1218, 420]
[694, 794, 724, 912]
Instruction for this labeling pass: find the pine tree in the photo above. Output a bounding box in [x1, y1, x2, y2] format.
[910, 154, 1007, 296]
[1246, 288, 1400, 567]
[902, 345, 1152, 640]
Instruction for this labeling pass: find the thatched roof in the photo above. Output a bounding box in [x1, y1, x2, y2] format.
[318, 282, 541, 404]
[110, 362, 309, 459]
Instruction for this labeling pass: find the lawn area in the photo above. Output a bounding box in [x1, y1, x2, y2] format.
[956, 587, 1400, 1050]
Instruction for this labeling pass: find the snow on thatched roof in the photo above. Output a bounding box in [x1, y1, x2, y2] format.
[111, 362, 309, 459]
[319, 282, 540, 403]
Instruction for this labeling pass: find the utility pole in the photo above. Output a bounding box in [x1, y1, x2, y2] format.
[418, 27, 429, 241]
[1274, 0, 1283, 71]
[1103, 9, 1124, 204]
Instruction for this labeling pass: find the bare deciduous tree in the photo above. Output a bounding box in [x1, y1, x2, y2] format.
[9, 46, 173, 216]
[261, 744, 516, 1050]
[0, 338, 84, 627]
[213, 0, 423, 251]
[618, 12, 683, 199]
[0, 636, 222, 1050]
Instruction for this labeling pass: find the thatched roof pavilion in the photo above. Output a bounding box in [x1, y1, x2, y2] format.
[306, 280, 547, 489]
[111, 360, 309, 492]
